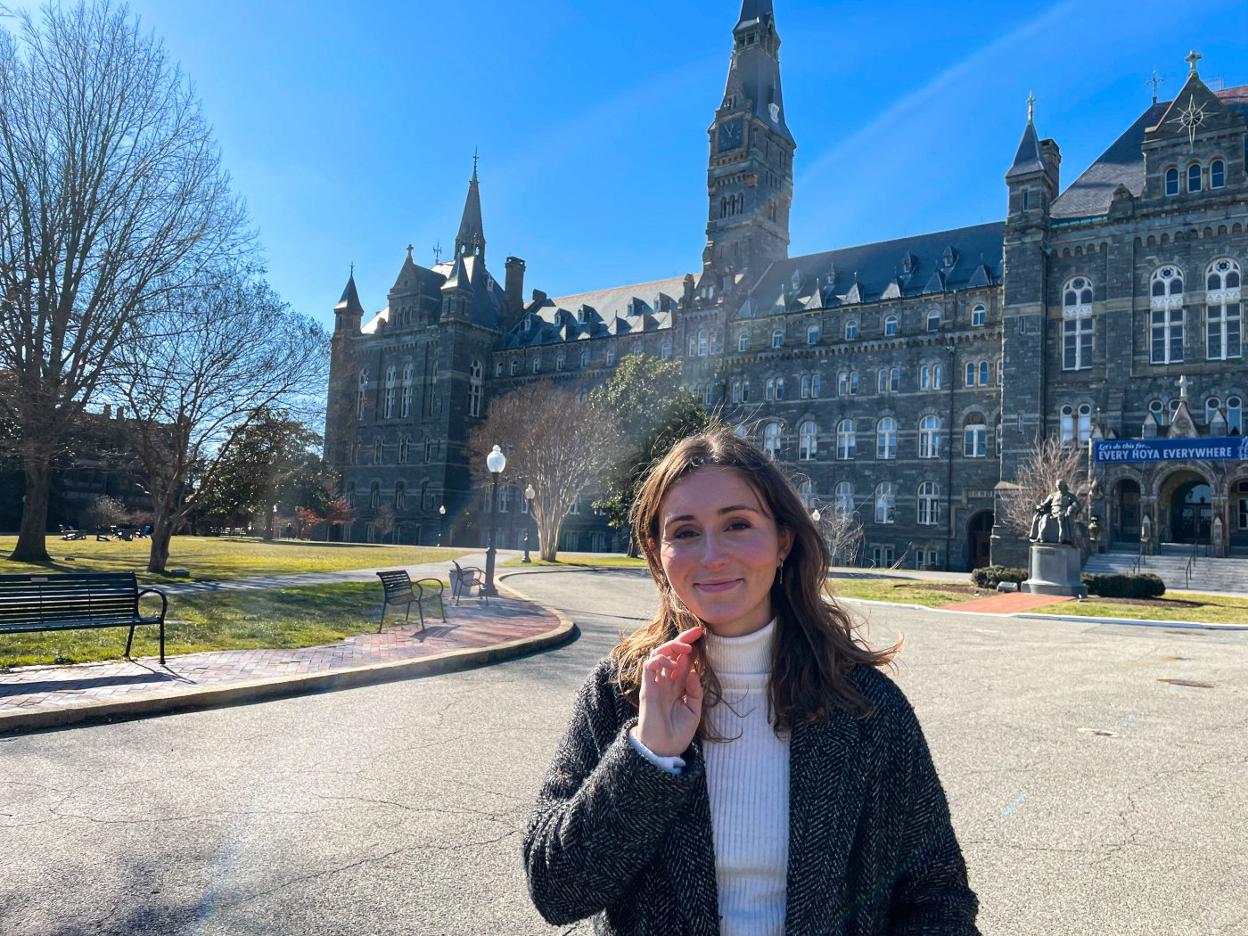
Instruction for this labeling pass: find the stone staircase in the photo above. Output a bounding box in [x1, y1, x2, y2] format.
[1085, 545, 1248, 594]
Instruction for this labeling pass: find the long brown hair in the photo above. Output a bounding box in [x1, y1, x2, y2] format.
[610, 427, 901, 738]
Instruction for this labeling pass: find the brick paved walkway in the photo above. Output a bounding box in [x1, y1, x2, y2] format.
[942, 592, 1074, 614]
[0, 592, 560, 723]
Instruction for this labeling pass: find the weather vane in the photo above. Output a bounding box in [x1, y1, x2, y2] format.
[1147, 67, 1164, 104]
[432, 240, 443, 265]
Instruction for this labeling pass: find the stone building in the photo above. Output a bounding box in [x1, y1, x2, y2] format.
[324, 2, 1248, 571]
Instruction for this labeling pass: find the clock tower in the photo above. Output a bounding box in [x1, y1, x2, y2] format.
[703, 0, 795, 285]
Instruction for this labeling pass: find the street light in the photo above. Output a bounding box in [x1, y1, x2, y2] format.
[523, 483, 536, 563]
[483, 445, 506, 596]
[811, 508, 821, 523]
[438, 504, 447, 547]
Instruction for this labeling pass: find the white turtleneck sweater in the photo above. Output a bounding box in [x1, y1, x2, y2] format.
[628, 618, 790, 935]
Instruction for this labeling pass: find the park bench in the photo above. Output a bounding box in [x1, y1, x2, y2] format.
[375, 570, 446, 633]
[450, 560, 488, 606]
[0, 572, 169, 664]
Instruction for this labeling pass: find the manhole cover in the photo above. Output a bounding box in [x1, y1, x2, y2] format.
[1158, 678, 1214, 688]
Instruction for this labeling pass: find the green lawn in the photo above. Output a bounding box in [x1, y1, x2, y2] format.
[827, 577, 979, 608]
[0, 580, 449, 669]
[501, 553, 649, 569]
[0, 535, 471, 583]
[1030, 592, 1248, 625]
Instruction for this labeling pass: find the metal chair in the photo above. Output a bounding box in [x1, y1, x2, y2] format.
[376, 570, 447, 632]
[450, 560, 488, 606]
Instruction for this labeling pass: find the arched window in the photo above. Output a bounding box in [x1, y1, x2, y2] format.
[762, 422, 781, 459]
[799, 420, 818, 460]
[877, 369, 889, 394]
[965, 361, 976, 387]
[979, 361, 990, 386]
[800, 374, 810, 399]
[373, 438, 383, 465]
[732, 381, 741, 404]
[710, 331, 720, 354]
[834, 481, 854, 514]
[661, 337, 673, 360]
[398, 437, 409, 464]
[698, 328, 709, 356]
[369, 481, 381, 509]
[884, 314, 898, 337]
[1205, 258, 1242, 361]
[1205, 397, 1222, 426]
[737, 331, 748, 352]
[765, 378, 775, 401]
[775, 377, 785, 400]
[798, 478, 814, 509]
[469, 360, 483, 416]
[1165, 166, 1179, 196]
[1211, 159, 1226, 189]
[1062, 275, 1094, 370]
[836, 419, 855, 460]
[917, 481, 940, 525]
[772, 329, 784, 349]
[844, 319, 858, 340]
[1060, 404, 1075, 442]
[532, 353, 542, 374]
[849, 371, 859, 395]
[555, 350, 566, 371]
[394, 482, 406, 511]
[877, 417, 897, 459]
[580, 347, 590, 368]
[1150, 266, 1185, 364]
[400, 364, 414, 418]
[971, 304, 986, 327]
[1229, 396, 1243, 434]
[874, 482, 895, 524]
[357, 370, 368, 419]
[689, 334, 697, 356]
[1188, 163, 1202, 193]
[837, 371, 849, 397]
[889, 367, 900, 392]
[807, 324, 819, 345]
[345, 481, 356, 508]
[811, 373, 820, 398]
[1148, 399, 1166, 427]
[963, 415, 988, 457]
[918, 415, 942, 458]
[741, 380, 750, 402]
[926, 308, 941, 332]
[1078, 403, 1093, 443]
[606, 347, 616, 366]
[510, 358, 519, 376]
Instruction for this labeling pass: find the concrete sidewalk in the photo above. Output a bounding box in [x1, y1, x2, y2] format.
[0, 577, 571, 734]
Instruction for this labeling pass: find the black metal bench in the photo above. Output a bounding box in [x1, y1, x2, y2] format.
[376, 570, 446, 633]
[0, 572, 169, 664]
[450, 560, 488, 606]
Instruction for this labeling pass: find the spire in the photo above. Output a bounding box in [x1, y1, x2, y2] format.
[1006, 94, 1045, 179]
[723, 0, 792, 143]
[335, 268, 364, 319]
[454, 152, 486, 263]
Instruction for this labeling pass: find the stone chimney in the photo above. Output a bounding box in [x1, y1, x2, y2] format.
[505, 256, 526, 315]
[531, 287, 547, 305]
[1040, 139, 1061, 193]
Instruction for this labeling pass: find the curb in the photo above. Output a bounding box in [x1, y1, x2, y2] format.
[0, 583, 577, 736]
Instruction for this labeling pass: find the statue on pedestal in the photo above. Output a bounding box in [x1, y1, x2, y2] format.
[1028, 479, 1081, 545]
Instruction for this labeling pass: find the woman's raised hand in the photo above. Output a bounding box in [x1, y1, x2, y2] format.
[634, 625, 705, 758]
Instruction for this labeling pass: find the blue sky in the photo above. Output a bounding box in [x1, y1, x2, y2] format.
[9, 0, 1248, 328]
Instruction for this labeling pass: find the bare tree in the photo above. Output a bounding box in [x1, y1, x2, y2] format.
[112, 269, 328, 573]
[1000, 436, 1087, 538]
[469, 382, 623, 562]
[0, 1, 246, 561]
[818, 507, 865, 568]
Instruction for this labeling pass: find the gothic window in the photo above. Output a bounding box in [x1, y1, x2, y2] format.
[876, 417, 897, 460]
[1229, 396, 1243, 434]
[844, 319, 858, 340]
[373, 438, 383, 465]
[772, 329, 783, 349]
[401, 364, 414, 418]
[383, 367, 397, 416]
[1211, 159, 1226, 189]
[920, 365, 931, 390]
[1060, 405, 1075, 443]
[469, 360, 483, 417]
[834, 481, 853, 514]
[874, 482, 896, 524]
[532, 353, 542, 374]
[775, 377, 785, 400]
[971, 304, 987, 327]
[369, 481, 381, 509]
[918, 415, 942, 458]
[917, 481, 940, 526]
[807, 324, 819, 345]
[849, 371, 859, 395]
[837, 371, 849, 397]
[1148, 399, 1166, 427]
[581, 347, 590, 368]
[398, 437, 409, 464]
[661, 337, 672, 360]
[799, 420, 818, 460]
[1150, 266, 1185, 364]
[932, 364, 942, 389]
[1205, 397, 1221, 426]
[698, 329, 709, 356]
[510, 358, 519, 376]
[1165, 167, 1179, 196]
[357, 370, 368, 419]
[710, 331, 720, 354]
[1078, 403, 1092, 443]
[800, 375, 810, 399]
[836, 419, 855, 460]
[1188, 163, 1202, 193]
[1206, 258, 1242, 361]
[878, 369, 889, 394]
[495, 360, 503, 377]
[926, 308, 941, 332]
[732, 381, 741, 404]
[742, 380, 750, 402]
[811, 373, 820, 398]
[965, 362, 976, 387]
[979, 361, 990, 386]
[1063, 276, 1094, 371]
[394, 482, 406, 511]
[766, 378, 775, 401]
[738, 331, 748, 352]
[884, 315, 898, 337]
[762, 421, 781, 459]
[963, 415, 987, 457]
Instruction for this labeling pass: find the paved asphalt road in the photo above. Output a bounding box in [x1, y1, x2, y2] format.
[1, 568, 1245, 935]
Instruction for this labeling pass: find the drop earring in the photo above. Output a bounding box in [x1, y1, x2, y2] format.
[777, 561, 784, 585]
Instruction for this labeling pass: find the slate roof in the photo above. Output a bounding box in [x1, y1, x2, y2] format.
[361, 256, 505, 334]
[740, 221, 1004, 317]
[335, 272, 364, 316]
[1006, 119, 1046, 179]
[501, 274, 689, 348]
[1051, 85, 1248, 220]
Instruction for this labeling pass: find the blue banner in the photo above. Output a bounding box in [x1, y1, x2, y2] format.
[1093, 436, 1248, 463]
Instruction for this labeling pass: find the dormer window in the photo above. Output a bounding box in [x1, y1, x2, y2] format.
[1165, 167, 1179, 196]
[941, 246, 957, 270]
[901, 253, 915, 276]
[576, 308, 586, 324]
[790, 269, 801, 292]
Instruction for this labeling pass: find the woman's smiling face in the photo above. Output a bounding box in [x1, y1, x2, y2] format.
[655, 466, 792, 638]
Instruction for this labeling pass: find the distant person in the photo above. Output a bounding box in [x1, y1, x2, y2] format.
[523, 428, 979, 934]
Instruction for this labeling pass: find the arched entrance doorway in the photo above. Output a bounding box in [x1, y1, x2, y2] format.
[1158, 470, 1213, 545]
[967, 510, 993, 570]
[1113, 478, 1141, 545]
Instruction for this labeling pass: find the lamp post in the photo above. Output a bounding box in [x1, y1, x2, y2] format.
[438, 504, 446, 547]
[483, 445, 506, 596]
[523, 484, 536, 562]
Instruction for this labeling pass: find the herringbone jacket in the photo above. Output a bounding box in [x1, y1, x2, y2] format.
[523, 656, 980, 935]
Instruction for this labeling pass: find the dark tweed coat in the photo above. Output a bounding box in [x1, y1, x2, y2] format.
[523, 656, 980, 935]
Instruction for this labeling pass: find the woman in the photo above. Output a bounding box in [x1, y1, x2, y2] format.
[523, 428, 980, 935]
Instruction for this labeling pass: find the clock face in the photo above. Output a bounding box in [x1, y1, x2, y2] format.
[717, 117, 744, 152]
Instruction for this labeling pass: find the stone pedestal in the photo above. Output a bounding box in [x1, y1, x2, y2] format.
[1022, 543, 1087, 597]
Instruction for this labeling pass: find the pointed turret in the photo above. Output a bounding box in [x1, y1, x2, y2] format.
[455, 154, 486, 263]
[335, 269, 364, 317]
[1006, 94, 1045, 179]
[724, 0, 792, 143]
